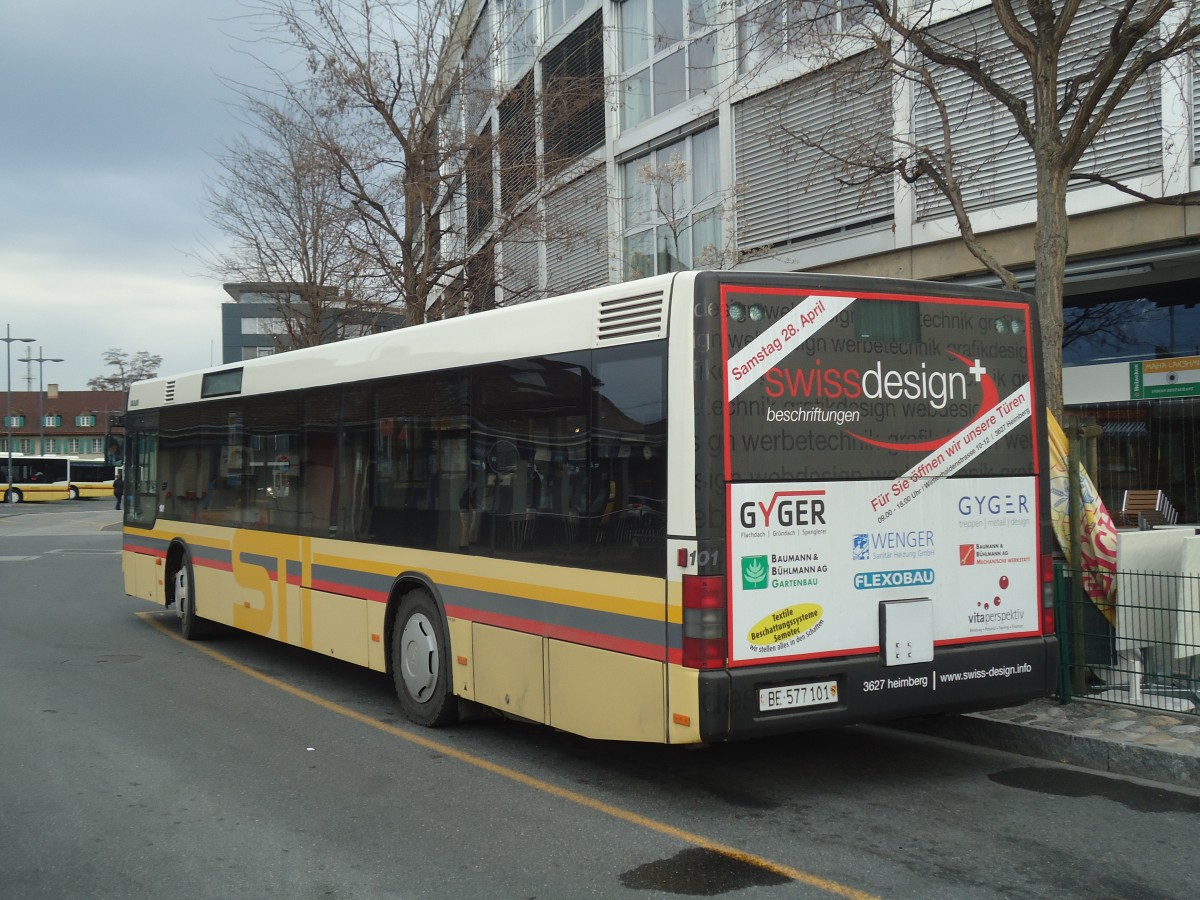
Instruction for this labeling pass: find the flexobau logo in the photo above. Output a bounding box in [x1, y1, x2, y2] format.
[853, 568, 935, 590]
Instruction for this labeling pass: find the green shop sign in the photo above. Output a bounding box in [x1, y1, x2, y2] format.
[1129, 357, 1200, 399]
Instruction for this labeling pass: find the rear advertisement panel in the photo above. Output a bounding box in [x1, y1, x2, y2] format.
[721, 284, 1040, 666]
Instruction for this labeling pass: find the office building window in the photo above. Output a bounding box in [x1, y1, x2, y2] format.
[738, 0, 868, 74]
[620, 0, 719, 130]
[622, 127, 722, 278]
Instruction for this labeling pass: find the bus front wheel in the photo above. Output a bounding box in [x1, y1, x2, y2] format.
[173, 551, 212, 640]
[68, 485, 79, 500]
[392, 588, 457, 727]
[4, 488, 22, 503]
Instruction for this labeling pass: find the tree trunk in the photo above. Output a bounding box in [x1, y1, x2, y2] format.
[1033, 160, 1069, 421]
[1030, 27, 1069, 421]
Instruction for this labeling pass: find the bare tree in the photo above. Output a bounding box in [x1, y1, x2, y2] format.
[87, 350, 162, 392]
[250, 0, 577, 325]
[201, 93, 387, 350]
[739, 0, 1200, 417]
[628, 150, 746, 278]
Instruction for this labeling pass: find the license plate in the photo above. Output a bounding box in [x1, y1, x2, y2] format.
[758, 680, 838, 712]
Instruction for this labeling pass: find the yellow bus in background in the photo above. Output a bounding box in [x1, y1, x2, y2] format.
[2, 454, 72, 502]
[68, 459, 119, 500]
[0, 454, 117, 502]
[120, 271, 1057, 743]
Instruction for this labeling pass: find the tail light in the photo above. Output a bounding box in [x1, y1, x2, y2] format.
[682, 575, 727, 669]
[1040, 553, 1055, 635]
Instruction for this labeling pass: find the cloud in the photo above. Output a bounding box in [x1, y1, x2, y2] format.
[0, 0, 280, 390]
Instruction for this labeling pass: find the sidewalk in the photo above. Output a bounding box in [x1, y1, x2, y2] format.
[896, 697, 1200, 789]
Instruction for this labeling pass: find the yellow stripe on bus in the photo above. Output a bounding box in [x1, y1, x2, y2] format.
[130, 521, 677, 623]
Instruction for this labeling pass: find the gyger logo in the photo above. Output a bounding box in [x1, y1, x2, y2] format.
[958, 493, 1030, 516]
[738, 490, 826, 529]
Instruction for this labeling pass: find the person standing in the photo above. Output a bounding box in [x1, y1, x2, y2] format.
[113, 473, 124, 510]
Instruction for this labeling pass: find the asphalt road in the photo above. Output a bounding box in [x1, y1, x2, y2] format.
[2, 501, 1198, 899]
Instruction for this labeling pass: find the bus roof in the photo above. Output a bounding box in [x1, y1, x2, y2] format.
[128, 271, 1029, 412]
[129, 274, 688, 411]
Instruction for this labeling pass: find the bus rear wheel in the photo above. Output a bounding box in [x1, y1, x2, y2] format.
[173, 551, 212, 640]
[392, 588, 457, 727]
[68, 485, 79, 500]
[4, 488, 22, 503]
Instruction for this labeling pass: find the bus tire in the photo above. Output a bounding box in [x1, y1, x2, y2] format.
[4, 488, 22, 503]
[68, 485, 80, 500]
[174, 550, 212, 640]
[392, 588, 458, 727]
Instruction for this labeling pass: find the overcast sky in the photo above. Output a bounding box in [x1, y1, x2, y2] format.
[0, 1, 288, 392]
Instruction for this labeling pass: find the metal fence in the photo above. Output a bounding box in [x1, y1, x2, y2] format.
[1055, 565, 1199, 714]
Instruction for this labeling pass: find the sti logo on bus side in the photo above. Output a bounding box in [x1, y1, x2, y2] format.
[739, 491, 826, 529]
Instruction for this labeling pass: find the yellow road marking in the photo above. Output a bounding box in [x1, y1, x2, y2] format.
[138, 610, 880, 900]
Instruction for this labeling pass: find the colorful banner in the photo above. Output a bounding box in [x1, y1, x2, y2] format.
[1047, 411, 1117, 625]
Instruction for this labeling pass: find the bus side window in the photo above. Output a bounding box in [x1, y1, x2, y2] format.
[301, 390, 340, 538]
[371, 374, 469, 550]
[470, 358, 589, 560]
[591, 344, 667, 575]
[338, 390, 373, 542]
[124, 413, 159, 527]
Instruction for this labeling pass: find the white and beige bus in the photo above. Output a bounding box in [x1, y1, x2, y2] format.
[121, 271, 1056, 743]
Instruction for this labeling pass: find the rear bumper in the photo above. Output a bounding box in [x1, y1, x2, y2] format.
[697, 636, 1058, 742]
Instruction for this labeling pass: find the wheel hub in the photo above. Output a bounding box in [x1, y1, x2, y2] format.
[400, 613, 438, 703]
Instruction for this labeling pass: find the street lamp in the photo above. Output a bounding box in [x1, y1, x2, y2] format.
[23, 347, 64, 455]
[3, 324, 35, 502]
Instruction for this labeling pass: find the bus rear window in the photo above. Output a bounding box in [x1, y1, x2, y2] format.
[723, 288, 1036, 482]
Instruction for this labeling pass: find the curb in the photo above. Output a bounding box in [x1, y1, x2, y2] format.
[894, 713, 1200, 790]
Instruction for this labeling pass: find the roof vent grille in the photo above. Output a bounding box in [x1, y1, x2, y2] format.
[597, 292, 666, 344]
[163, 381, 176, 404]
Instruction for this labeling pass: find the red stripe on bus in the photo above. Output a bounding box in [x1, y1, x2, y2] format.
[728, 643, 880, 668]
[309, 578, 390, 604]
[123, 543, 166, 559]
[445, 604, 667, 662]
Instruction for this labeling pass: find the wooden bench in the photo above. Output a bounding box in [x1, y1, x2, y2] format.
[1114, 489, 1178, 527]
